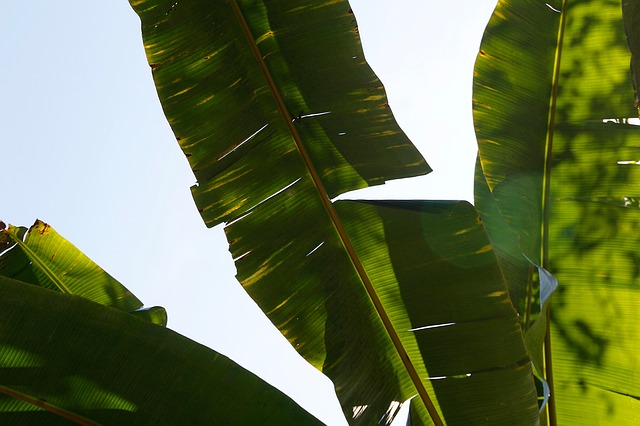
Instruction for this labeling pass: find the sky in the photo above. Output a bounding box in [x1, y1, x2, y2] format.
[2, 1, 497, 424]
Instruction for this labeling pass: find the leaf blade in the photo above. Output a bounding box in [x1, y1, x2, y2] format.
[473, 0, 640, 423]
[0, 221, 144, 314]
[132, 0, 538, 423]
[0, 275, 322, 425]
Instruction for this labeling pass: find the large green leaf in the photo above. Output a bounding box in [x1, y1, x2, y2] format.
[0, 274, 321, 424]
[474, 0, 640, 423]
[131, 0, 538, 424]
[130, 0, 430, 227]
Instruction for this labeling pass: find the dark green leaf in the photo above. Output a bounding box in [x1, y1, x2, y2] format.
[0, 275, 321, 425]
[130, 0, 430, 228]
[131, 0, 538, 423]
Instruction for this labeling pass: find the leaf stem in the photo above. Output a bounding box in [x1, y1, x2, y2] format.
[5, 224, 72, 294]
[541, 0, 568, 424]
[524, 263, 534, 333]
[0, 385, 98, 425]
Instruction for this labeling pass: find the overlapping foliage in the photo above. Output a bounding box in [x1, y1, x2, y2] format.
[1, 0, 638, 424]
[128, 0, 541, 424]
[0, 221, 320, 424]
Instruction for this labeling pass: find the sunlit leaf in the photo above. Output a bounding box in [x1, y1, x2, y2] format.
[130, 0, 430, 227]
[474, 0, 640, 423]
[0, 221, 162, 323]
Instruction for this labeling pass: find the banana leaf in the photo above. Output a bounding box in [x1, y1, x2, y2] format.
[0, 274, 321, 424]
[332, 200, 539, 424]
[0, 220, 165, 325]
[130, 0, 430, 227]
[474, 0, 640, 423]
[131, 2, 540, 423]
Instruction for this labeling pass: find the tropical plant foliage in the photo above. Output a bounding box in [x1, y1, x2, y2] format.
[130, 0, 537, 424]
[0, 221, 321, 424]
[2, 0, 639, 424]
[474, 0, 640, 423]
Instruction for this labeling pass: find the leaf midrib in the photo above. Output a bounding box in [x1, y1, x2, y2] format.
[541, 0, 569, 424]
[228, 1, 442, 423]
[0, 385, 98, 426]
[5, 225, 72, 295]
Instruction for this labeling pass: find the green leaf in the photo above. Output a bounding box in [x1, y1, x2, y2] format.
[130, 0, 430, 227]
[474, 0, 640, 423]
[335, 200, 539, 425]
[0, 275, 321, 425]
[0, 221, 156, 320]
[131, 1, 539, 423]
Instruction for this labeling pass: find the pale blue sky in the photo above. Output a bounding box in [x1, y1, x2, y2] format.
[2, 1, 497, 424]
